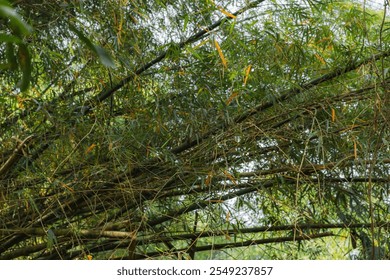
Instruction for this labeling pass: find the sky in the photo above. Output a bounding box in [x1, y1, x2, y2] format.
[358, 0, 387, 10]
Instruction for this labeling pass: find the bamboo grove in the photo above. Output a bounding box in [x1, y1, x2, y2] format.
[0, 0, 389, 259]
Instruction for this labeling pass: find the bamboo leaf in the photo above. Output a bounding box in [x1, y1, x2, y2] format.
[94, 45, 116, 68]
[4, 42, 17, 70]
[17, 44, 31, 91]
[0, 33, 23, 44]
[205, 171, 213, 186]
[226, 91, 239, 105]
[214, 39, 227, 68]
[331, 108, 336, 122]
[47, 229, 58, 251]
[314, 53, 326, 64]
[217, 6, 237, 19]
[0, 1, 32, 35]
[243, 64, 252, 85]
[223, 170, 237, 185]
[210, 0, 236, 19]
[85, 143, 97, 154]
[69, 24, 116, 68]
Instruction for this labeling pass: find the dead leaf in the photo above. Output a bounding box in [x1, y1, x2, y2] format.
[226, 92, 239, 105]
[214, 40, 227, 68]
[223, 170, 237, 185]
[243, 64, 252, 85]
[85, 143, 97, 154]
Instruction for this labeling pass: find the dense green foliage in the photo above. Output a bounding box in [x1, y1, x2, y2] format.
[0, 0, 389, 259]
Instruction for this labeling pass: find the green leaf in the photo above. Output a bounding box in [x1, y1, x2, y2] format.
[69, 24, 116, 68]
[47, 229, 58, 250]
[17, 44, 31, 91]
[166, 43, 181, 60]
[27, 195, 39, 213]
[0, 33, 23, 44]
[183, 14, 189, 32]
[69, 24, 95, 50]
[0, 43, 17, 70]
[94, 45, 116, 68]
[0, 3, 32, 35]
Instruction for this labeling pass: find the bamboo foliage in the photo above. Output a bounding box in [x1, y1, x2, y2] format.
[0, 0, 389, 260]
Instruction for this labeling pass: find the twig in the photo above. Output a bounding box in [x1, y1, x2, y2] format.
[0, 135, 34, 177]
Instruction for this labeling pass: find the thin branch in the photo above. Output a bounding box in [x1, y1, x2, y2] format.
[143, 222, 390, 244]
[146, 184, 269, 227]
[91, 0, 267, 106]
[0, 135, 34, 177]
[190, 232, 335, 252]
[169, 50, 390, 155]
[132, 232, 335, 259]
[0, 228, 136, 239]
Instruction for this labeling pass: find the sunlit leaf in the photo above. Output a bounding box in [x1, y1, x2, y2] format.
[16, 95, 25, 109]
[217, 6, 236, 19]
[0, 33, 23, 44]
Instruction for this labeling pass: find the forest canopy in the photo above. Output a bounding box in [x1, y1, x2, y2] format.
[0, 0, 389, 260]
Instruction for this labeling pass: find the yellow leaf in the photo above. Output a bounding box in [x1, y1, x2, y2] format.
[210, 0, 236, 19]
[85, 143, 97, 154]
[316, 37, 331, 44]
[314, 53, 326, 65]
[205, 171, 213, 186]
[226, 211, 230, 222]
[16, 96, 25, 109]
[214, 39, 227, 68]
[218, 6, 236, 19]
[134, 44, 141, 55]
[117, 22, 123, 46]
[59, 181, 74, 193]
[87, 255, 93, 260]
[275, 43, 283, 54]
[243, 64, 252, 85]
[226, 92, 239, 105]
[194, 39, 209, 49]
[208, 199, 224, 203]
[331, 108, 336, 122]
[223, 170, 237, 185]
